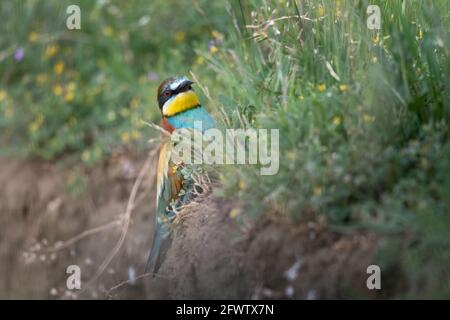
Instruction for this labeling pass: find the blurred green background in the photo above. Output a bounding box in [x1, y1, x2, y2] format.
[1, 0, 450, 298]
[0, 0, 226, 163]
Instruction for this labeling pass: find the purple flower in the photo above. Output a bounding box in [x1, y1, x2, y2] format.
[14, 48, 25, 62]
[207, 40, 216, 51]
[147, 71, 159, 82]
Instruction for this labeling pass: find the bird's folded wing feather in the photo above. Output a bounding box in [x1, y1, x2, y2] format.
[156, 140, 183, 221]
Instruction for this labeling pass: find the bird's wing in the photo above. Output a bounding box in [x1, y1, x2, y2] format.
[155, 140, 183, 219]
[146, 140, 182, 273]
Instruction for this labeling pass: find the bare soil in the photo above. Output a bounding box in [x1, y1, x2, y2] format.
[0, 152, 380, 299]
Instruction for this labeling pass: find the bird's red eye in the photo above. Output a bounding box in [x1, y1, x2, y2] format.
[163, 90, 171, 97]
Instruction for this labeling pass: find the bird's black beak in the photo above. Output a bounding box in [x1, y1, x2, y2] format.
[176, 80, 194, 93]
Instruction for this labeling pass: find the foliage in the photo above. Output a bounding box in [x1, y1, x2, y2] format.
[1, 0, 449, 298]
[0, 0, 227, 163]
[210, 0, 450, 297]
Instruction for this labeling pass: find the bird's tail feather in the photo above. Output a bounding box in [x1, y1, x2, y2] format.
[145, 222, 172, 274]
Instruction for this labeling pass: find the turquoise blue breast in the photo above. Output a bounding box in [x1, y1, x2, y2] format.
[166, 106, 215, 132]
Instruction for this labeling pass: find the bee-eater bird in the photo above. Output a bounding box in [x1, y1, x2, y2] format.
[145, 76, 215, 273]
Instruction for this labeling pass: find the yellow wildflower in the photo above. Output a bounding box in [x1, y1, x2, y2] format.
[29, 115, 44, 133]
[286, 150, 296, 160]
[372, 34, 380, 44]
[229, 208, 241, 219]
[339, 84, 349, 92]
[53, 61, 65, 75]
[174, 31, 187, 43]
[102, 26, 114, 37]
[317, 5, 325, 18]
[195, 55, 205, 65]
[209, 45, 219, 54]
[67, 81, 76, 92]
[238, 180, 246, 190]
[29, 122, 39, 133]
[28, 31, 39, 43]
[52, 85, 63, 96]
[131, 130, 141, 140]
[363, 114, 375, 123]
[130, 98, 139, 109]
[0, 90, 7, 102]
[211, 30, 224, 41]
[335, 0, 341, 18]
[333, 116, 342, 126]
[64, 91, 74, 102]
[44, 45, 59, 59]
[318, 84, 326, 92]
[121, 132, 130, 143]
[417, 29, 423, 40]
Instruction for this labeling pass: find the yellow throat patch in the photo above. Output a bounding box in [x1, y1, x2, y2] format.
[163, 91, 200, 117]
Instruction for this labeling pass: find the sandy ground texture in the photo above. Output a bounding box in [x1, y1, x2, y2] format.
[0, 152, 380, 299]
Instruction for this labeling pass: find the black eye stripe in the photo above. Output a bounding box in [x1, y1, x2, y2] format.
[158, 89, 173, 108]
